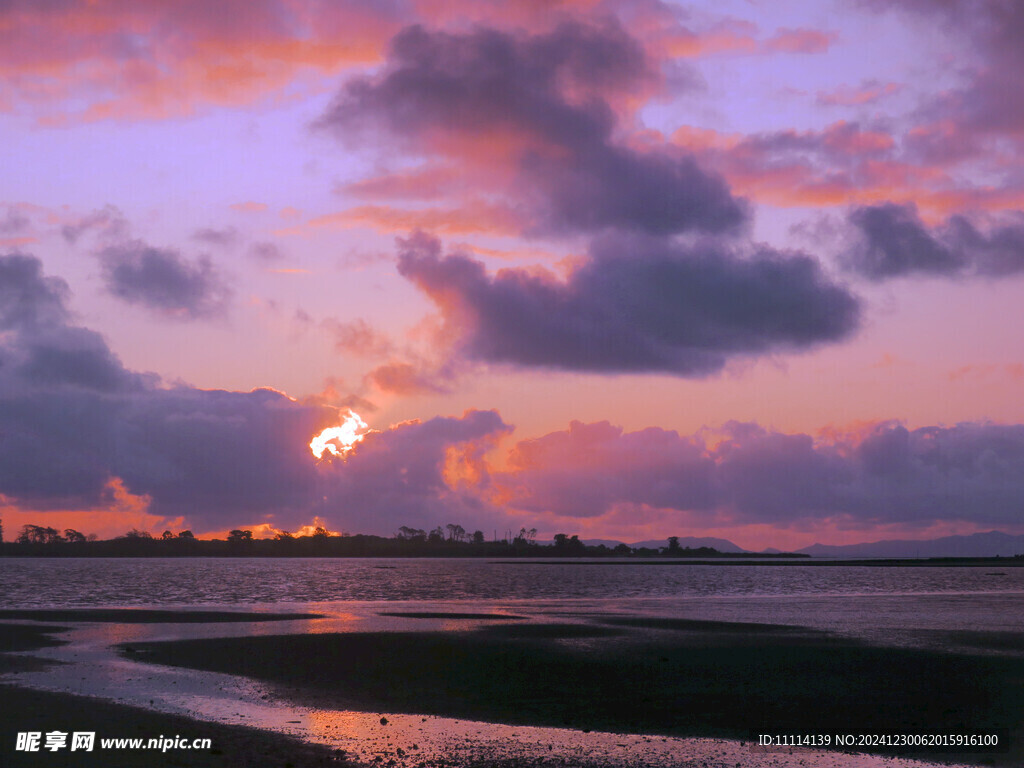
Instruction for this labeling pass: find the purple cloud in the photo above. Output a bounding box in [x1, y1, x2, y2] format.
[845, 203, 1024, 279]
[318, 22, 746, 236]
[397, 232, 860, 375]
[497, 419, 1024, 528]
[97, 239, 232, 319]
[0, 252, 512, 535]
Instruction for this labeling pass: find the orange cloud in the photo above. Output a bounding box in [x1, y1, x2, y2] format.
[343, 166, 469, 201]
[0, 0, 398, 122]
[323, 318, 393, 358]
[948, 363, 1024, 382]
[308, 201, 524, 236]
[364, 361, 451, 396]
[659, 28, 757, 58]
[669, 121, 1024, 219]
[0, 236, 36, 247]
[0, 477, 174, 541]
[818, 81, 903, 107]
[762, 28, 837, 54]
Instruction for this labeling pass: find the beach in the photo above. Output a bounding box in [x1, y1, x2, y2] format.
[2, 603, 1020, 768]
[0, 623, 346, 768]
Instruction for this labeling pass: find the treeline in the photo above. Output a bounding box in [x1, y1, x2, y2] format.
[0, 522, 809, 559]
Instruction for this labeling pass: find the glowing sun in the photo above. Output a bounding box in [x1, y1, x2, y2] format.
[310, 411, 369, 459]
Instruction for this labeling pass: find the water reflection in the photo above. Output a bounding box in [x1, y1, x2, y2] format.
[3, 557, 1024, 607]
[2, 595, 997, 768]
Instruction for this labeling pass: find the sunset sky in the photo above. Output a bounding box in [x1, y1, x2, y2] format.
[3, 0, 1024, 550]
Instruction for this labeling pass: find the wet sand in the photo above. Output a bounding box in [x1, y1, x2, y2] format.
[4, 610, 1020, 767]
[0, 623, 346, 767]
[0, 685, 350, 768]
[124, 616, 1024, 766]
[0, 608, 325, 623]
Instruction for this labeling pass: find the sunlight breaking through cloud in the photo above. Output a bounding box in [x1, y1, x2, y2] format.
[309, 410, 370, 459]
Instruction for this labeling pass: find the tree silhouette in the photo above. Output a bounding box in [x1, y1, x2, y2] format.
[18, 525, 62, 544]
[552, 532, 585, 554]
[397, 526, 426, 542]
[63, 529, 86, 544]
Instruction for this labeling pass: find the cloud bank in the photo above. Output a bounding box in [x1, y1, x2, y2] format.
[0, 252, 506, 535]
[496, 418, 1024, 529]
[396, 232, 860, 375]
[319, 22, 746, 236]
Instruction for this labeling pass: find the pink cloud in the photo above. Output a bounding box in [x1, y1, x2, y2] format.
[230, 201, 269, 213]
[817, 81, 903, 107]
[364, 361, 453, 396]
[762, 27, 837, 54]
[656, 20, 758, 58]
[0, 0, 401, 122]
[491, 419, 1024, 534]
[322, 318, 393, 358]
[308, 202, 526, 237]
[668, 120, 1024, 218]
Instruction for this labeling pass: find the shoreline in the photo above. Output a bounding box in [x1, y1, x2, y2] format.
[125, 616, 1023, 766]
[3, 553, 1023, 566]
[0, 623, 346, 767]
[0, 685, 349, 768]
[3, 608, 1021, 767]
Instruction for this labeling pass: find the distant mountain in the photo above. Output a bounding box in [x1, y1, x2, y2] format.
[579, 539, 630, 548]
[796, 531, 1024, 559]
[580, 537, 748, 552]
[630, 537, 748, 553]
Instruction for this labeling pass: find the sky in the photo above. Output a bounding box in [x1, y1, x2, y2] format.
[3, 0, 1024, 550]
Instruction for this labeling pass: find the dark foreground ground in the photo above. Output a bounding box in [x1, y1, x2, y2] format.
[0, 624, 347, 768]
[123, 616, 1024, 767]
[4, 613, 1024, 767]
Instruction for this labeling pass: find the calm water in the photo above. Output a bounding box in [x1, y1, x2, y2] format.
[2, 557, 1023, 607]
[3, 557, 1021, 767]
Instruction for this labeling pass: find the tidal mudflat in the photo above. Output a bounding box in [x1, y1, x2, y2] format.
[3, 595, 1020, 767]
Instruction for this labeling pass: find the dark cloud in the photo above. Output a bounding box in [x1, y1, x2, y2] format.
[6, 255, 1020, 536]
[60, 205, 128, 244]
[97, 240, 232, 319]
[192, 226, 240, 247]
[324, 409, 511, 534]
[0, 206, 31, 235]
[845, 204, 965, 278]
[0, 252, 507, 535]
[318, 22, 746, 235]
[845, 203, 1024, 279]
[497, 419, 1024, 528]
[0, 253, 70, 330]
[396, 232, 860, 375]
[864, 2, 1024, 144]
[247, 241, 285, 261]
